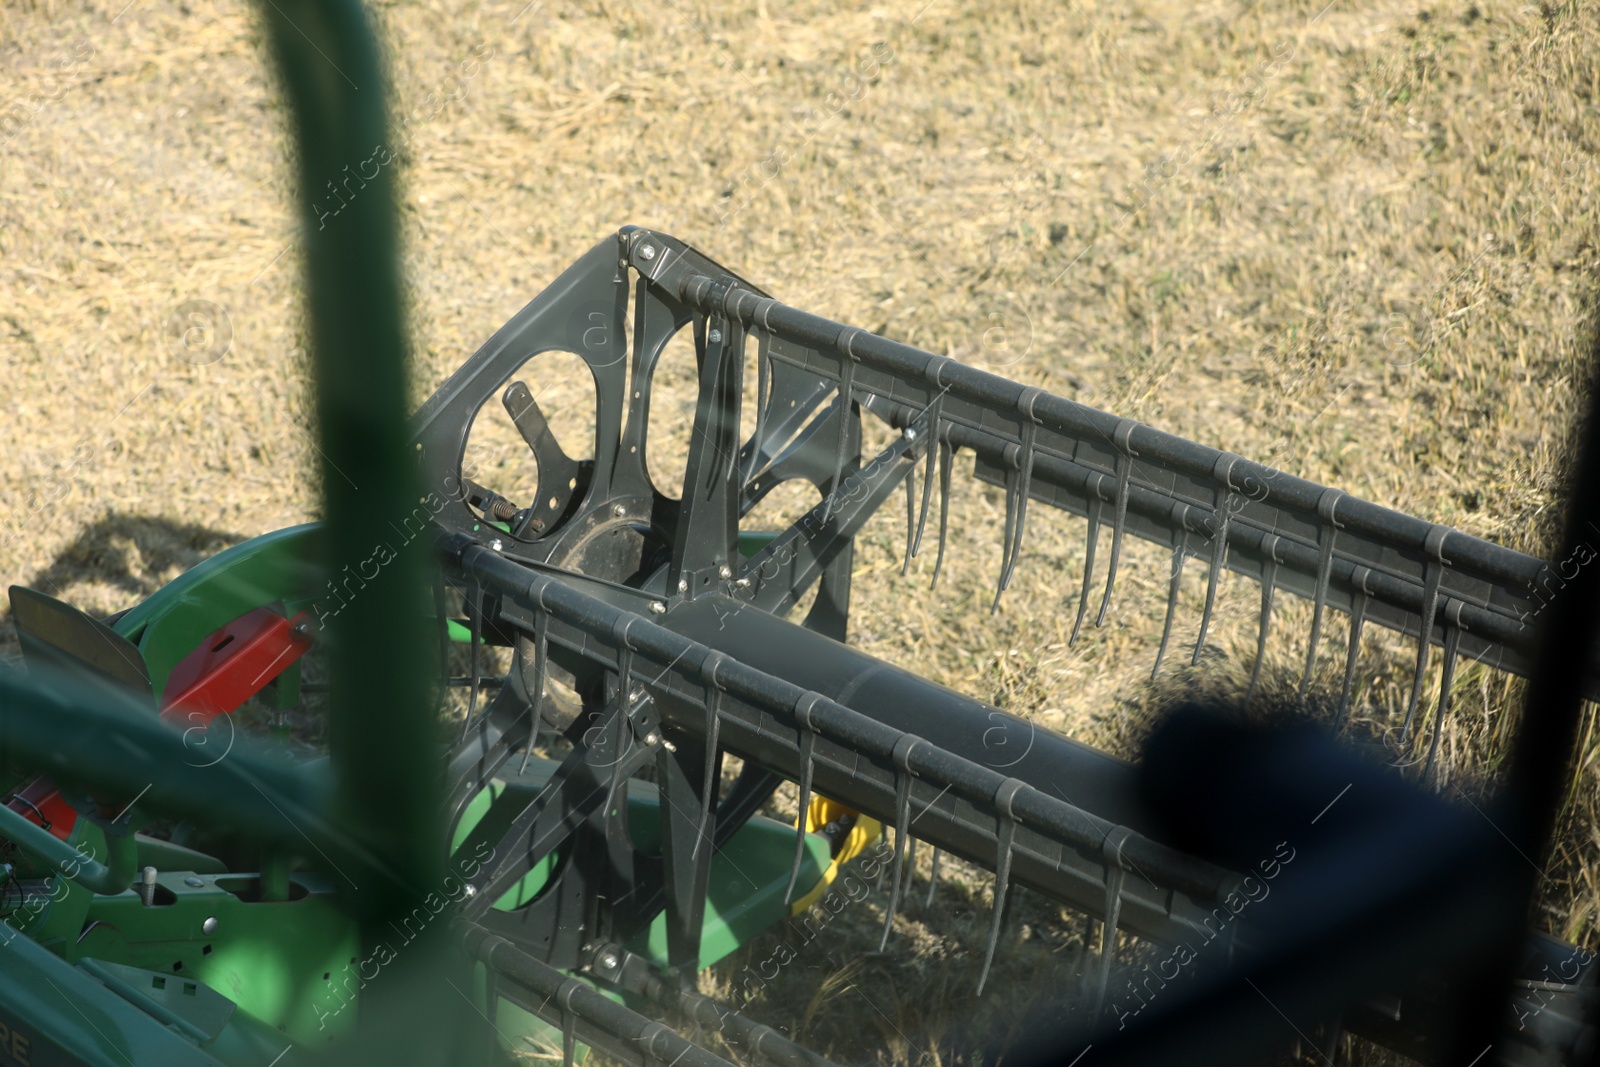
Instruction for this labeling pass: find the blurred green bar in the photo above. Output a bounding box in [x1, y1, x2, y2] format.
[251, 1, 464, 1062]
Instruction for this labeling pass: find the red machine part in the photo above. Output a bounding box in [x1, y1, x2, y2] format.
[3, 609, 309, 851]
[159, 607, 312, 726]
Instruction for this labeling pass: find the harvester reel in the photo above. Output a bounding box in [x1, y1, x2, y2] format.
[404, 226, 1600, 1066]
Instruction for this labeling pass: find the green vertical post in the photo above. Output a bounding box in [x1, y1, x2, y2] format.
[252, 2, 467, 1062]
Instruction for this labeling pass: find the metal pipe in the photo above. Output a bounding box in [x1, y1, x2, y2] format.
[0, 805, 136, 896]
[460, 922, 735, 1067]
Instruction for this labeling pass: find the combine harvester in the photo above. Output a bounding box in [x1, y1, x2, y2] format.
[0, 2, 1595, 1064]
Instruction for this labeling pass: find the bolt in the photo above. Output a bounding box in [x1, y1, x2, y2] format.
[904, 426, 919, 441]
[677, 578, 689, 593]
[184, 876, 205, 888]
[735, 577, 751, 588]
[644, 732, 660, 746]
[708, 328, 723, 344]
[598, 950, 620, 971]
[718, 565, 732, 580]
[291, 620, 313, 640]
[640, 244, 657, 260]
[463, 885, 477, 898]
[139, 866, 158, 907]
[490, 538, 503, 552]
[612, 503, 627, 517]
[201, 916, 219, 936]
[649, 601, 666, 614]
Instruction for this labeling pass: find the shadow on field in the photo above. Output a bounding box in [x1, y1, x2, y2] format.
[0, 512, 243, 658]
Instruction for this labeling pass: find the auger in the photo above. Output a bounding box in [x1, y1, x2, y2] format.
[0, 3, 1594, 1065]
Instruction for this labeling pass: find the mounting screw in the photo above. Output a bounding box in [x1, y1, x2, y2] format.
[735, 577, 751, 588]
[612, 504, 627, 517]
[644, 732, 660, 747]
[201, 916, 219, 936]
[490, 538, 503, 552]
[291, 620, 313, 640]
[463, 885, 477, 899]
[904, 426, 919, 441]
[677, 579, 689, 593]
[597, 949, 620, 971]
[649, 601, 666, 615]
[708, 328, 723, 344]
[183, 876, 205, 888]
[640, 244, 657, 261]
[718, 565, 732, 580]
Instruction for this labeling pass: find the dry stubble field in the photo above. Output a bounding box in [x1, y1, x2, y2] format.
[2, 0, 1599, 1063]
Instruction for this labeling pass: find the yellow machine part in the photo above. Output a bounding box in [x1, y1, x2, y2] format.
[788, 796, 883, 915]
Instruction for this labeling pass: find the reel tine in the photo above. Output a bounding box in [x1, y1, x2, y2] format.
[784, 698, 820, 905]
[1402, 528, 1450, 742]
[992, 467, 1018, 615]
[745, 330, 771, 487]
[978, 780, 1023, 997]
[1422, 606, 1462, 784]
[822, 355, 856, 525]
[1151, 538, 1188, 682]
[610, 645, 636, 801]
[993, 398, 1040, 613]
[880, 737, 919, 950]
[617, 644, 635, 710]
[924, 847, 941, 909]
[1193, 494, 1231, 666]
[459, 576, 484, 745]
[696, 683, 722, 861]
[1096, 423, 1137, 627]
[1092, 829, 1132, 1018]
[1079, 914, 1097, 994]
[518, 611, 550, 775]
[901, 468, 917, 577]
[911, 391, 945, 559]
[1301, 491, 1344, 698]
[1070, 489, 1104, 648]
[931, 442, 954, 589]
[1335, 566, 1373, 734]
[1245, 535, 1281, 709]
